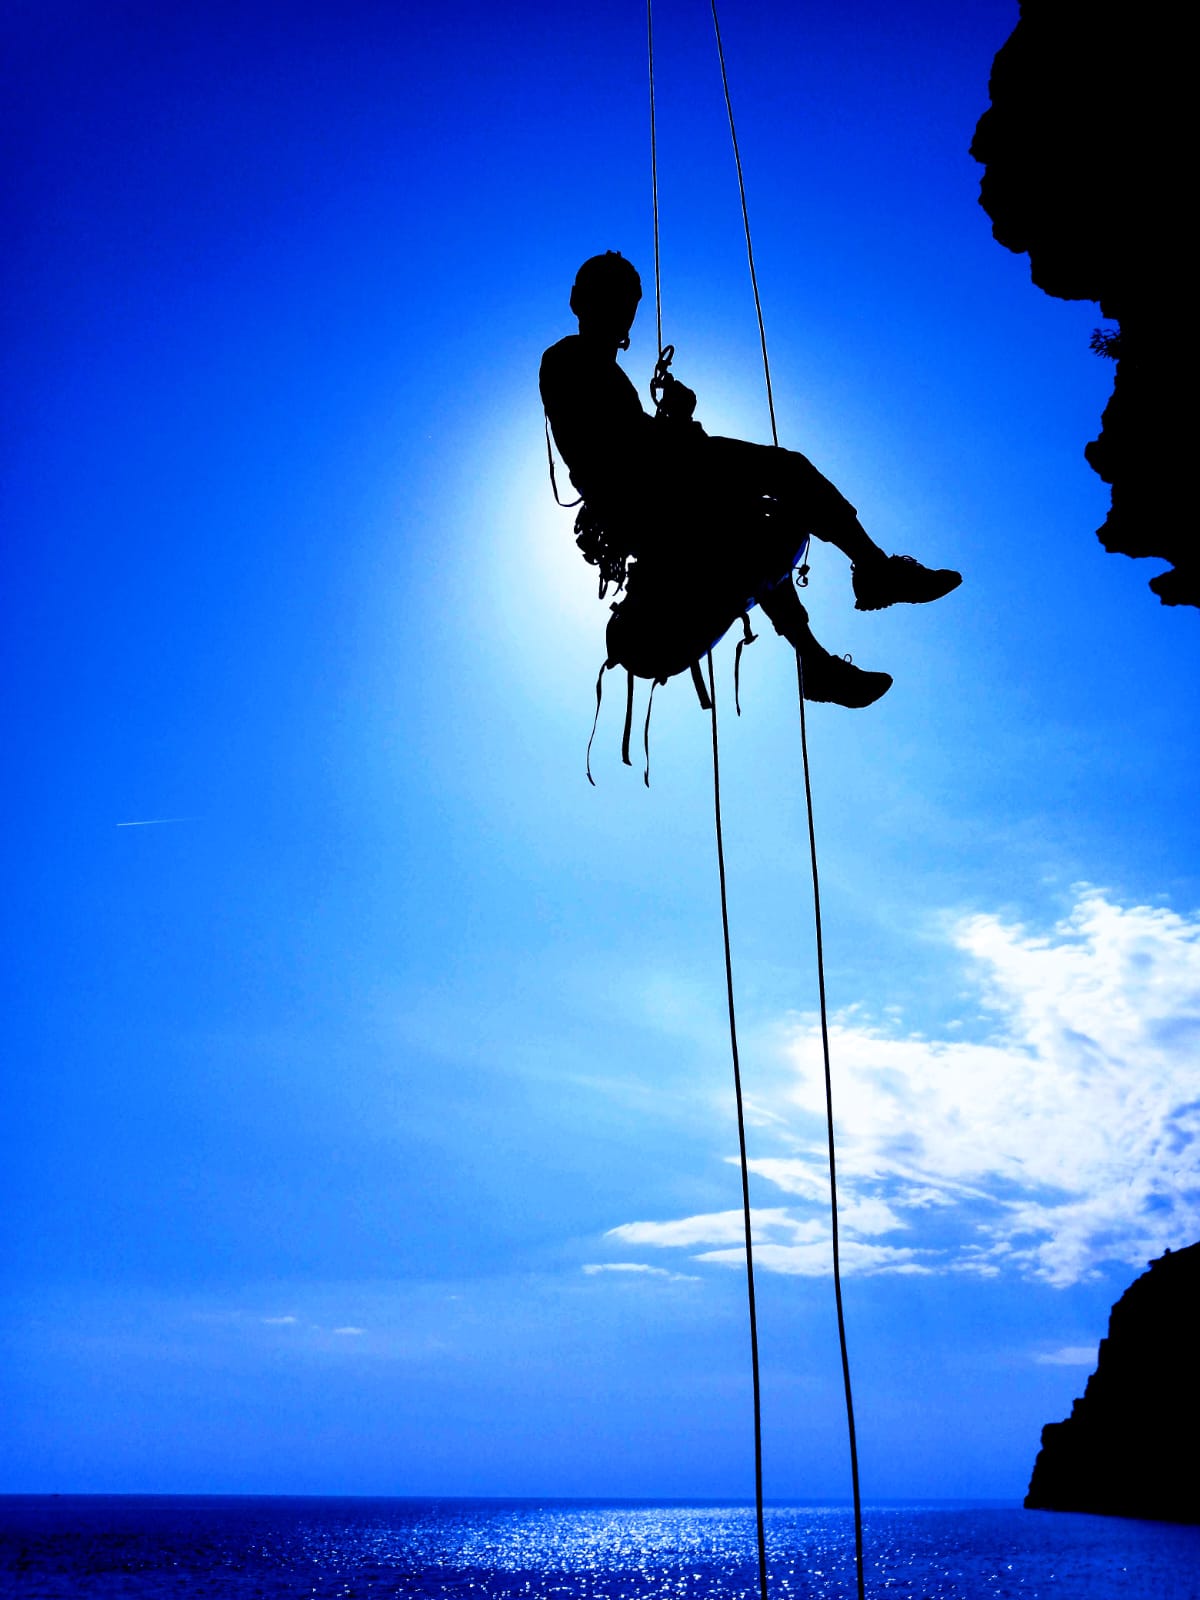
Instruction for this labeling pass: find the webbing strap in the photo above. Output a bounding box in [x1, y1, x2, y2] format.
[621, 669, 635, 767]
[545, 413, 582, 509]
[585, 661, 608, 786]
[690, 658, 712, 711]
[734, 612, 758, 716]
[641, 679, 659, 787]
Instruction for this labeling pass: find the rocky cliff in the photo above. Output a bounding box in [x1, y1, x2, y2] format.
[971, 0, 1195, 607]
[1026, 1242, 1200, 1521]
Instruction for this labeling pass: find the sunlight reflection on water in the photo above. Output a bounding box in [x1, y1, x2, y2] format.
[3, 1497, 1199, 1599]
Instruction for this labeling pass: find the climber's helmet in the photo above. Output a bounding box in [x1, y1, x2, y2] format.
[570, 252, 643, 346]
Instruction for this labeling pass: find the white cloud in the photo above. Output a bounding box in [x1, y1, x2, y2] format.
[332, 1326, 366, 1336]
[261, 1315, 298, 1325]
[1034, 1346, 1098, 1366]
[606, 1208, 803, 1250]
[582, 1263, 699, 1282]
[602, 892, 1200, 1288]
[697, 1241, 932, 1277]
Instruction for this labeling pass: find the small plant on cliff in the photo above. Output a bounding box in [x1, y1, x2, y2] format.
[1090, 326, 1122, 359]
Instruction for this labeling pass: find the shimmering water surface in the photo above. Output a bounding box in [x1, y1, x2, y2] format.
[2, 1496, 1198, 1599]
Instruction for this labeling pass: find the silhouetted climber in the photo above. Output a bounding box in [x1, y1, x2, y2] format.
[541, 252, 961, 705]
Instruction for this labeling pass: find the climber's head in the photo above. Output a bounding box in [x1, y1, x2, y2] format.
[570, 252, 642, 348]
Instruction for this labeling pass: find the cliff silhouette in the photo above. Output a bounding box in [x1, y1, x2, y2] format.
[971, 0, 1195, 607]
[1026, 1242, 1200, 1522]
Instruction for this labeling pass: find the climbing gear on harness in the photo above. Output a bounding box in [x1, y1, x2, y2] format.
[573, 502, 633, 599]
[649, 343, 675, 413]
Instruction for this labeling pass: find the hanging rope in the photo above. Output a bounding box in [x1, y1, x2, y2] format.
[646, 0, 665, 360]
[706, 650, 769, 1600]
[644, 8, 863, 1596]
[709, 0, 778, 449]
[708, 11, 864, 1593]
[795, 656, 866, 1600]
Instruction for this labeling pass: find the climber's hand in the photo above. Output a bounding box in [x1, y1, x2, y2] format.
[658, 373, 697, 421]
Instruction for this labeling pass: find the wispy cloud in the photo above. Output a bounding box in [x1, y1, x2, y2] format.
[697, 1241, 933, 1276]
[607, 1208, 801, 1250]
[332, 1326, 366, 1336]
[260, 1314, 298, 1326]
[1034, 1345, 1098, 1366]
[602, 892, 1200, 1288]
[582, 1263, 699, 1282]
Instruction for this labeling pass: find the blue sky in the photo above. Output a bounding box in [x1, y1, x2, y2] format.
[3, 0, 1198, 1504]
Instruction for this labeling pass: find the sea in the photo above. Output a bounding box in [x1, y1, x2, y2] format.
[2, 1496, 1198, 1599]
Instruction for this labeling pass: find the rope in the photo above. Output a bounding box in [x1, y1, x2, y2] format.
[708, 14, 863, 1589]
[706, 650, 769, 1600]
[645, 13, 861, 1597]
[795, 655, 866, 1600]
[709, 0, 779, 449]
[646, 0, 664, 359]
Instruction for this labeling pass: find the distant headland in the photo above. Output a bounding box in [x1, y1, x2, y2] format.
[1026, 1242, 1200, 1523]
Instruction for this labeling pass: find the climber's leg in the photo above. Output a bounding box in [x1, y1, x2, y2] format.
[705, 436, 961, 608]
[755, 576, 892, 709]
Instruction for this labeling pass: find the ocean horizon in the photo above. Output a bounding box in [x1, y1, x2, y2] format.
[3, 1492, 1199, 1598]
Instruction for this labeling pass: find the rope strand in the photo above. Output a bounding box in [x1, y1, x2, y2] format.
[795, 655, 866, 1600]
[646, 13, 860, 1597]
[647, 0, 664, 358]
[709, 0, 779, 448]
[707, 651, 769, 1600]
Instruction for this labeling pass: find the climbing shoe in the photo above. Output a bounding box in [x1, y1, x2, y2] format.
[851, 553, 962, 612]
[798, 646, 892, 709]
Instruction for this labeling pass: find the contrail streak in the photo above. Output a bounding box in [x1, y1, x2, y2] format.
[115, 817, 201, 828]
